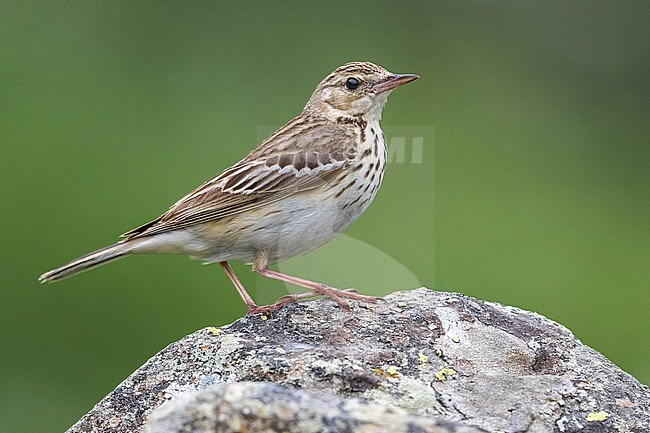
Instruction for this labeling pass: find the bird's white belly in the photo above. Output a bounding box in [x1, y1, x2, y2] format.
[246, 196, 352, 262]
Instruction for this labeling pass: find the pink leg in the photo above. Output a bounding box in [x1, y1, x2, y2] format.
[220, 262, 258, 311]
[220, 262, 319, 314]
[255, 267, 377, 310]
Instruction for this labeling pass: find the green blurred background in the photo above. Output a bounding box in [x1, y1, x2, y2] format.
[1, 1, 648, 431]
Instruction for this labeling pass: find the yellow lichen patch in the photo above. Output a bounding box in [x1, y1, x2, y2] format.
[260, 315, 268, 321]
[449, 333, 460, 343]
[586, 411, 608, 422]
[435, 366, 456, 381]
[205, 327, 222, 335]
[386, 365, 398, 376]
[417, 352, 428, 363]
[435, 348, 443, 357]
[371, 365, 399, 380]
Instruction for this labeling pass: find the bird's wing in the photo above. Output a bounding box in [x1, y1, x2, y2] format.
[122, 120, 357, 239]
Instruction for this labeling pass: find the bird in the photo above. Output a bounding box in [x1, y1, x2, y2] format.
[39, 61, 419, 314]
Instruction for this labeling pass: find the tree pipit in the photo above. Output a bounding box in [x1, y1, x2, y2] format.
[40, 61, 419, 314]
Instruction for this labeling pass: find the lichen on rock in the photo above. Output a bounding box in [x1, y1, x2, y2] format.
[66, 288, 650, 433]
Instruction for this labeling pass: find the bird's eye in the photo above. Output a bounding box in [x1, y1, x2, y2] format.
[345, 77, 360, 90]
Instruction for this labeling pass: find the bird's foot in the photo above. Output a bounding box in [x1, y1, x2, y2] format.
[245, 287, 376, 315]
[245, 291, 319, 316]
[311, 284, 377, 310]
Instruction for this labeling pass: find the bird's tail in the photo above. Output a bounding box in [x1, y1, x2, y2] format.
[39, 241, 136, 283]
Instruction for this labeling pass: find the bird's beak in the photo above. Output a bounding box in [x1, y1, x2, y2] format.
[371, 73, 420, 94]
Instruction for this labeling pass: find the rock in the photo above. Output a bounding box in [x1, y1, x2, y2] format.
[66, 288, 650, 433]
[143, 381, 485, 433]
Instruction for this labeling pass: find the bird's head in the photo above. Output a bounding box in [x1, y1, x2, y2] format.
[305, 61, 419, 122]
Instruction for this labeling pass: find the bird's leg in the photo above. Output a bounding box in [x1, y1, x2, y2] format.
[219, 262, 261, 313]
[254, 266, 377, 310]
[220, 261, 318, 315]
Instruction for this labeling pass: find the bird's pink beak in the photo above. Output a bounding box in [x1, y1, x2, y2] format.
[371, 73, 419, 94]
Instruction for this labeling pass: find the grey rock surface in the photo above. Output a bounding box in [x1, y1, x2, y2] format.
[143, 381, 485, 433]
[67, 288, 649, 433]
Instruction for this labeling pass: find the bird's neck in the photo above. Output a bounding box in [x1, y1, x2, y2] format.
[304, 98, 387, 125]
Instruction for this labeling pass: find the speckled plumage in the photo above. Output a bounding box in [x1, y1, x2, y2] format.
[40, 61, 418, 313]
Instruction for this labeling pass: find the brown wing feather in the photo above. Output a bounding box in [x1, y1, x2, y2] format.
[122, 114, 357, 239]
